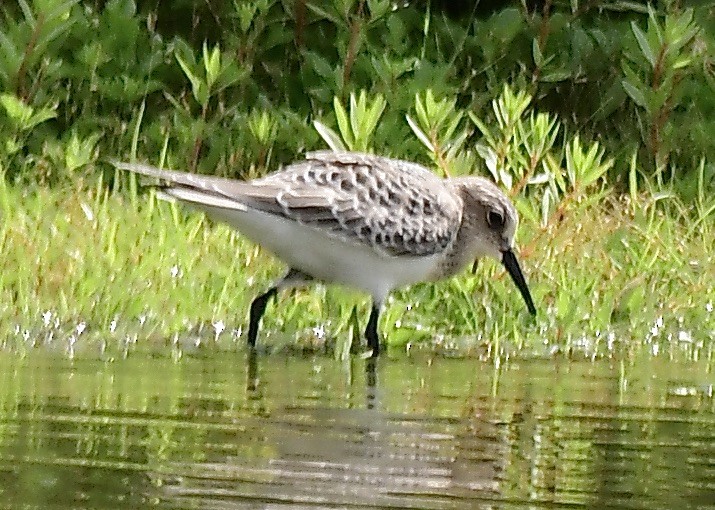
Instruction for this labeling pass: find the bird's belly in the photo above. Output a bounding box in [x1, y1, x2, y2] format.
[203, 206, 441, 299]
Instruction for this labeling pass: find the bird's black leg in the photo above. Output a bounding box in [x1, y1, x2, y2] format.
[247, 268, 313, 349]
[364, 303, 381, 357]
[247, 287, 278, 348]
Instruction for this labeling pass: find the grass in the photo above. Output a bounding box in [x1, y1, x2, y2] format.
[1, 168, 712, 360]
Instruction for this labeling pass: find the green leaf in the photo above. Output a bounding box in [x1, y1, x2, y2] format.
[621, 80, 647, 108]
[544, 153, 566, 195]
[672, 56, 692, 70]
[176, 53, 206, 106]
[65, 131, 102, 173]
[406, 115, 433, 152]
[0, 93, 33, 124]
[646, 4, 663, 44]
[234, 1, 257, 33]
[349, 92, 362, 143]
[532, 38, 544, 67]
[333, 96, 354, 149]
[313, 120, 347, 152]
[443, 111, 463, 141]
[631, 21, 656, 68]
[248, 110, 277, 145]
[540, 70, 572, 82]
[491, 8, 523, 43]
[0, 30, 20, 72]
[359, 93, 385, 148]
[0, 93, 56, 131]
[214, 64, 246, 93]
[468, 112, 494, 144]
[305, 2, 343, 26]
[303, 50, 334, 82]
[26, 105, 57, 130]
[3, 136, 20, 156]
[366, 0, 390, 21]
[203, 42, 221, 88]
[17, 0, 34, 24]
[474, 143, 497, 180]
[414, 93, 429, 129]
[582, 157, 612, 188]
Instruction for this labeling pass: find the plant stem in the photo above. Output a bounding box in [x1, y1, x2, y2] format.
[342, 0, 366, 93]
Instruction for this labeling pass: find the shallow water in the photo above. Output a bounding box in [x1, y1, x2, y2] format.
[0, 350, 713, 509]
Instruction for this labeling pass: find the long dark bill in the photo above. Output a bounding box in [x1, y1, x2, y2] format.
[501, 249, 536, 316]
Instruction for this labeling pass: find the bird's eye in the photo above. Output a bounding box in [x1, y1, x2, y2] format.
[486, 210, 505, 230]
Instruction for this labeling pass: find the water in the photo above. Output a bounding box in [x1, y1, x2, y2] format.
[0, 350, 713, 509]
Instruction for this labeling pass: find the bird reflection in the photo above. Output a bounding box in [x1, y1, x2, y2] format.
[246, 348, 259, 393]
[365, 357, 378, 409]
[154, 352, 503, 508]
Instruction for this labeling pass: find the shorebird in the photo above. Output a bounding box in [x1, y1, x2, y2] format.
[113, 151, 536, 356]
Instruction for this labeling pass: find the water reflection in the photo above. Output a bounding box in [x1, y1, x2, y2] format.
[161, 354, 506, 509]
[0, 351, 713, 509]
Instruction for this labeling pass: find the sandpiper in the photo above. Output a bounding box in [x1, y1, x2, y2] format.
[113, 151, 536, 356]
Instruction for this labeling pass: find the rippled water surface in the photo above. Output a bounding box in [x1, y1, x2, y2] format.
[0, 351, 713, 509]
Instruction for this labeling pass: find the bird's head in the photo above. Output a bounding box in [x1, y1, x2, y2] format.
[450, 177, 536, 316]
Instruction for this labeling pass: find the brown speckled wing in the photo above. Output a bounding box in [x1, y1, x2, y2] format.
[238, 152, 463, 257]
[113, 153, 463, 257]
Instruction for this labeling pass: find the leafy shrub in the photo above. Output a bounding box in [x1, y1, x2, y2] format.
[0, 0, 712, 195]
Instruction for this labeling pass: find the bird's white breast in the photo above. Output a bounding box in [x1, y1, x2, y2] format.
[198, 204, 442, 301]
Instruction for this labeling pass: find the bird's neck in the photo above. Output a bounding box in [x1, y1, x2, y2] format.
[435, 216, 486, 279]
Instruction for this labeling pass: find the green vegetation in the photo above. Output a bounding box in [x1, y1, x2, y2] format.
[0, 0, 713, 357]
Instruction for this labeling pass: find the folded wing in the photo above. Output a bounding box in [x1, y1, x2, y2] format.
[112, 152, 462, 257]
